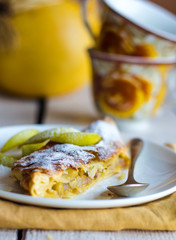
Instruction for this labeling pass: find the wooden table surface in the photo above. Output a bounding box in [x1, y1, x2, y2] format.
[0, 85, 176, 239]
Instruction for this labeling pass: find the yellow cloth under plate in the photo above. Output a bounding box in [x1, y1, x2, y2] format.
[0, 192, 176, 230]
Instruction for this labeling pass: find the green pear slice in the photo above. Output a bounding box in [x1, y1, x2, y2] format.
[1, 129, 40, 153]
[0, 154, 17, 168]
[51, 132, 102, 146]
[22, 140, 49, 156]
[25, 127, 79, 144]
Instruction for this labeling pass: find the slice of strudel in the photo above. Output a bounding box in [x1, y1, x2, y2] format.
[11, 118, 130, 199]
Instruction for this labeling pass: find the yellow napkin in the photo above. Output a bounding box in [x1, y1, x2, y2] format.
[0, 192, 176, 230]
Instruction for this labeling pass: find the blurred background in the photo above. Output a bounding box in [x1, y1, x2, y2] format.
[151, 0, 176, 14]
[0, 0, 175, 127]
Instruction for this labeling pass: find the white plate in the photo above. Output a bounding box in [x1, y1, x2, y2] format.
[0, 124, 176, 209]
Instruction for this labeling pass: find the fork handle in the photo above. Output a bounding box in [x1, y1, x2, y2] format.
[125, 138, 143, 184]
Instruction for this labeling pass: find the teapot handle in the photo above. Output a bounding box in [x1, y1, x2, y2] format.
[82, 0, 96, 41]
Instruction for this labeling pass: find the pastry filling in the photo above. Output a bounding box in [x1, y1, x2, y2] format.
[13, 152, 129, 199]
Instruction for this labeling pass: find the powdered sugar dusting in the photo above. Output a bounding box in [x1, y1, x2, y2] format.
[14, 144, 95, 172]
[84, 120, 123, 144]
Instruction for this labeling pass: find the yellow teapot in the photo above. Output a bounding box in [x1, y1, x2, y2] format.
[0, 0, 99, 97]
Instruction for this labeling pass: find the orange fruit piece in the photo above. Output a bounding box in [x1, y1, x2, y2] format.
[99, 73, 145, 118]
[133, 43, 158, 57]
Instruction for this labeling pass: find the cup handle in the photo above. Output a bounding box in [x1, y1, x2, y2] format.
[81, 0, 96, 41]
